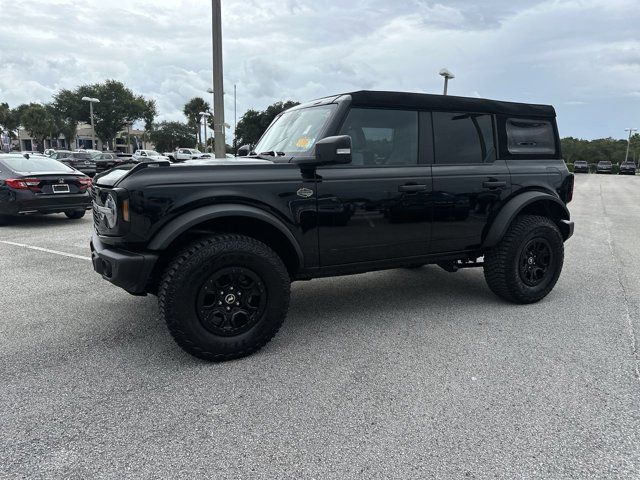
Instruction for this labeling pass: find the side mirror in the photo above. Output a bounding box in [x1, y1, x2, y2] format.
[293, 135, 352, 168]
[237, 145, 251, 157]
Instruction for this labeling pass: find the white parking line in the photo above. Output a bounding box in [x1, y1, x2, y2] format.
[0, 240, 92, 261]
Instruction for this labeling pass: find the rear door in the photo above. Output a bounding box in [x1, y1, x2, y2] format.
[316, 107, 433, 265]
[429, 111, 511, 253]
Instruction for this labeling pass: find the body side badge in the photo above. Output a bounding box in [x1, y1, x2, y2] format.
[297, 187, 314, 198]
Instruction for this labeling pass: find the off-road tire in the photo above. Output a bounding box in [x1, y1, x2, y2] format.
[158, 234, 290, 361]
[484, 215, 564, 304]
[65, 210, 86, 219]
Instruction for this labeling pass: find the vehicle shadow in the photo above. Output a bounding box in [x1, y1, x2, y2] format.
[0, 213, 92, 231]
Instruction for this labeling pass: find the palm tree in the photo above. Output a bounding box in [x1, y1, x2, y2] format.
[183, 97, 210, 148]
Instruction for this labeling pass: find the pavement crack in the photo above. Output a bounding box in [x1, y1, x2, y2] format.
[600, 183, 640, 381]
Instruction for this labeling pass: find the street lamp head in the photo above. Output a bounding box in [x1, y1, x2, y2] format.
[207, 88, 214, 94]
[439, 68, 455, 79]
[199, 111, 212, 117]
[81, 96, 100, 103]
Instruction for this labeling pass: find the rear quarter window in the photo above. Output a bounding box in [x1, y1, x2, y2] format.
[504, 117, 557, 156]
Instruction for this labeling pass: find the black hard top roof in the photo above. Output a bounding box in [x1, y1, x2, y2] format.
[303, 90, 555, 118]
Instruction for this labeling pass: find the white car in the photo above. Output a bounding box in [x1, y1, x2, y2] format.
[164, 148, 207, 162]
[132, 150, 170, 162]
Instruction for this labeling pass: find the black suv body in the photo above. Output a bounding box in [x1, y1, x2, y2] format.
[90, 91, 574, 361]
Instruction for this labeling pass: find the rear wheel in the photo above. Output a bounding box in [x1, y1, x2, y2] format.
[65, 210, 86, 219]
[158, 234, 290, 361]
[484, 215, 564, 304]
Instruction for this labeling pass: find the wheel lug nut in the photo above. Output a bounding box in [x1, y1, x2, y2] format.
[218, 301, 222, 305]
[226, 307, 231, 311]
[230, 286, 234, 290]
[219, 291, 224, 295]
[237, 291, 241, 296]
[236, 302, 240, 306]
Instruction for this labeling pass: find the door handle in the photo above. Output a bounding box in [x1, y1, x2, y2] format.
[398, 184, 427, 192]
[482, 180, 507, 189]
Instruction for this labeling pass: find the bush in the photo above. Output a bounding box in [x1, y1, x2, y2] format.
[566, 163, 575, 173]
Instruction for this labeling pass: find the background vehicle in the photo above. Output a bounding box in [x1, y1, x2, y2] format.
[50, 151, 97, 176]
[91, 90, 574, 362]
[619, 161, 636, 175]
[0, 154, 91, 223]
[164, 148, 207, 162]
[596, 160, 613, 174]
[573, 160, 589, 173]
[132, 150, 170, 162]
[92, 152, 130, 173]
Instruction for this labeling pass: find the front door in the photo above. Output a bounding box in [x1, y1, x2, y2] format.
[316, 108, 433, 266]
[428, 111, 511, 252]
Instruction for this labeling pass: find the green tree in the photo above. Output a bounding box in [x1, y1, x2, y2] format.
[149, 121, 196, 152]
[73, 80, 155, 149]
[51, 88, 86, 149]
[183, 97, 210, 147]
[19, 103, 56, 152]
[235, 100, 299, 148]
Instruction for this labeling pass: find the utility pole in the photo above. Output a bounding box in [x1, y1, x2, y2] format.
[211, 0, 226, 158]
[439, 69, 455, 96]
[624, 128, 637, 164]
[81, 96, 100, 149]
[199, 112, 212, 152]
[234, 83, 237, 151]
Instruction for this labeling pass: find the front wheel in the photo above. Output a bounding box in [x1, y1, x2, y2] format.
[158, 234, 291, 361]
[483, 215, 564, 304]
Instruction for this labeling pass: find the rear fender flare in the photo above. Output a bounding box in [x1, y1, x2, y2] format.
[482, 191, 570, 248]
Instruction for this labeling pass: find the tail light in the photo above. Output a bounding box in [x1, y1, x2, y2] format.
[78, 177, 92, 191]
[5, 178, 42, 192]
[566, 175, 574, 203]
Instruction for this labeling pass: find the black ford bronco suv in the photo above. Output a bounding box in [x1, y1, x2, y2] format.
[91, 91, 574, 361]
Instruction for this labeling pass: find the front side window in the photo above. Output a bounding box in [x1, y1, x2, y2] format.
[339, 108, 418, 166]
[506, 118, 556, 155]
[254, 104, 336, 155]
[433, 112, 494, 164]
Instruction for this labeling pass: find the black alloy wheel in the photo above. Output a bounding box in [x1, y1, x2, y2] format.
[196, 267, 267, 337]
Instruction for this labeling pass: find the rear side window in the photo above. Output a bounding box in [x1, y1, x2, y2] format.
[432, 112, 494, 164]
[505, 118, 556, 155]
[339, 108, 418, 166]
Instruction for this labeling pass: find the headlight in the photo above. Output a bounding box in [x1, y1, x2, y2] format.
[103, 193, 118, 228]
[95, 192, 118, 229]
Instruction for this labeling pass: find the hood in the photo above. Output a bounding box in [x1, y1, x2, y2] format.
[94, 158, 276, 188]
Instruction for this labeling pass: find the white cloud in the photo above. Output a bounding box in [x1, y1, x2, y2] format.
[0, 0, 639, 138]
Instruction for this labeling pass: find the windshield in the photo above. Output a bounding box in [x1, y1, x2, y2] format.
[146, 151, 160, 156]
[253, 104, 337, 154]
[1, 156, 75, 173]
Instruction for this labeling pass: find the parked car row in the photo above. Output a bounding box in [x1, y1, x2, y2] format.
[572, 160, 637, 175]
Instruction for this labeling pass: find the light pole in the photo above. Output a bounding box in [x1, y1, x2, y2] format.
[211, 0, 226, 158]
[624, 128, 637, 165]
[81, 96, 100, 149]
[439, 69, 455, 95]
[199, 111, 212, 152]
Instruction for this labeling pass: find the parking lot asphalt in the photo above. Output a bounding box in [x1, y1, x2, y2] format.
[1, 174, 639, 479]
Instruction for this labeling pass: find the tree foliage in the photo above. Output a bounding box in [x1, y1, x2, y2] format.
[183, 97, 210, 146]
[19, 103, 58, 152]
[561, 134, 640, 164]
[235, 100, 300, 148]
[149, 121, 196, 152]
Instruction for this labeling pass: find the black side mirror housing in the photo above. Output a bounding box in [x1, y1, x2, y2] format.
[293, 135, 352, 168]
[237, 145, 251, 157]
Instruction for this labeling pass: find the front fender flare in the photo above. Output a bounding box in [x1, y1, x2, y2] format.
[482, 191, 571, 249]
[147, 204, 304, 267]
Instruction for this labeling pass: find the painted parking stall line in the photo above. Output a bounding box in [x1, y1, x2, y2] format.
[0, 240, 92, 261]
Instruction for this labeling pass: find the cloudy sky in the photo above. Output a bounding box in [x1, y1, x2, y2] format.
[1, 0, 639, 139]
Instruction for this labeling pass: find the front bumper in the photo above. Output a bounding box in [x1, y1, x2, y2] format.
[90, 232, 158, 295]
